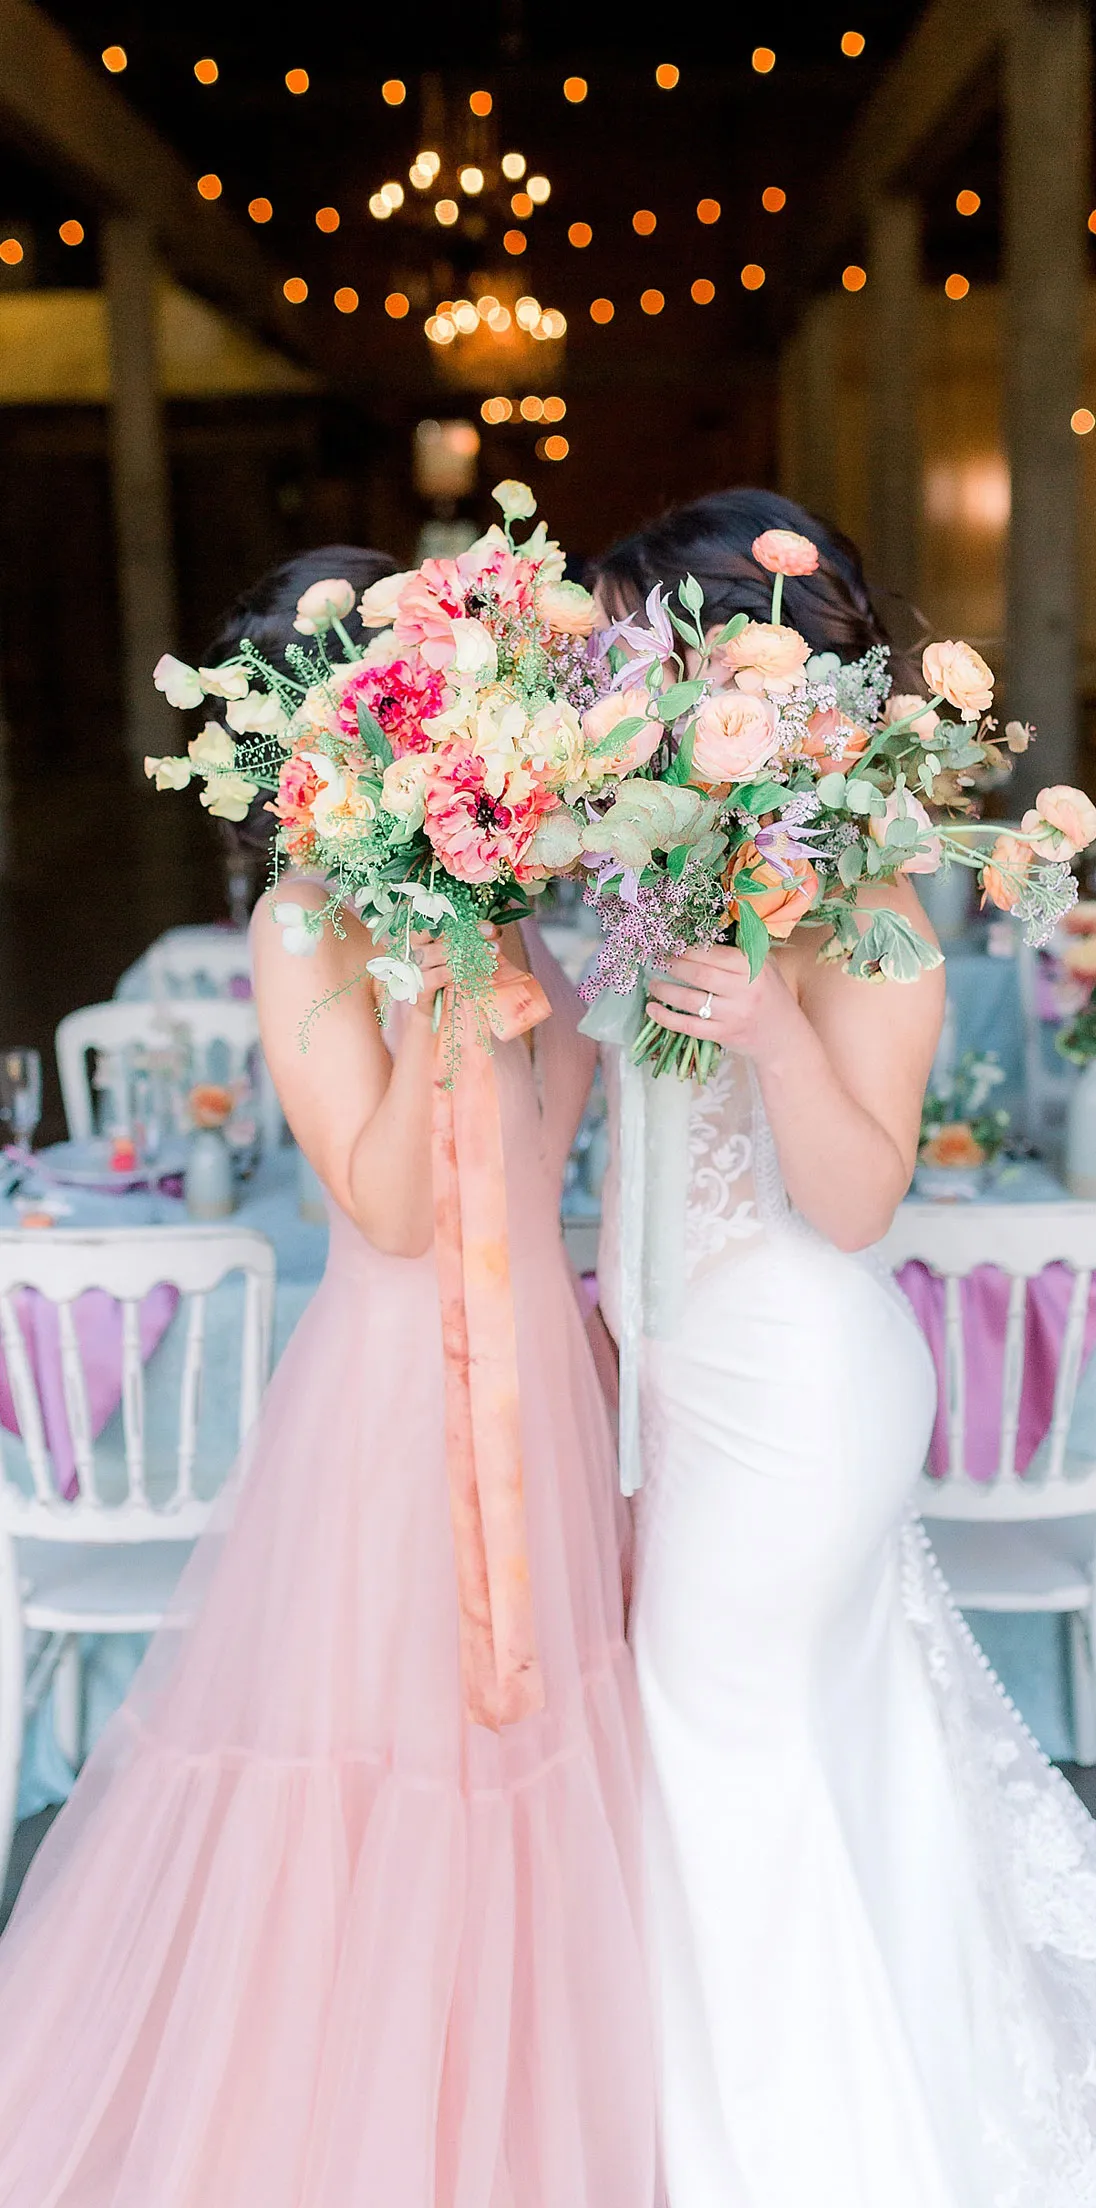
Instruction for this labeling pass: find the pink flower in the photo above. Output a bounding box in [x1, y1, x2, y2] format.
[581, 688, 662, 775]
[714, 620, 811, 696]
[393, 567, 465, 669]
[691, 690, 780, 785]
[884, 693, 942, 745]
[335, 657, 447, 756]
[1020, 785, 1096, 859]
[797, 706, 869, 770]
[869, 791, 942, 874]
[751, 528, 819, 578]
[981, 833, 1034, 912]
[921, 640, 994, 719]
[271, 750, 321, 858]
[423, 745, 556, 883]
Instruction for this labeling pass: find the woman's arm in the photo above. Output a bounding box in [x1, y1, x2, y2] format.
[251, 883, 461, 1258]
[645, 880, 944, 1252]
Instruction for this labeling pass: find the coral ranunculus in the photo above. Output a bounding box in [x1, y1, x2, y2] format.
[980, 833, 1034, 912]
[726, 838, 819, 939]
[691, 690, 780, 784]
[423, 745, 555, 883]
[751, 528, 819, 577]
[921, 640, 994, 719]
[335, 656, 447, 756]
[715, 620, 811, 697]
[1020, 785, 1096, 860]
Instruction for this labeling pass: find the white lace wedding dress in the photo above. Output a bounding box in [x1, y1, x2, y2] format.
[599, 1047, 1096, 2208]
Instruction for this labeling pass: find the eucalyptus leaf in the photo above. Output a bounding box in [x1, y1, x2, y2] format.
[816, 773, 848, 808]
[667, 841, 692, 878]
[735, 898, 771, 980]
[735, 778, 787, 813]
[845, 779, 877, 815]
[846, 910, 944, 984]
[837, 844, 864, 886]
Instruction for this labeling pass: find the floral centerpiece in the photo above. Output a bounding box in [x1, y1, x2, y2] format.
[916, 1051, 1010, 1197]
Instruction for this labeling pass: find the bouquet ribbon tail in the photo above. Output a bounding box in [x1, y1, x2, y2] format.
[432, 954, 551, 1731]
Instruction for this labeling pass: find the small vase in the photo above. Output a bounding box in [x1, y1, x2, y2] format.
[1066, 1060, 1096, 1198]
[185, 1126, 236, 1220]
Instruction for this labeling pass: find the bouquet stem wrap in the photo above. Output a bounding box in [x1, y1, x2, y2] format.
[432, 955, 551, 1731]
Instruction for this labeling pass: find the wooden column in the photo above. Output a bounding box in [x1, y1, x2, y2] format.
[1003, 0, 1091, 798]
[778, 294, 840, 526]
[102, 214, 176, 766]
[866, 196, 921, 607]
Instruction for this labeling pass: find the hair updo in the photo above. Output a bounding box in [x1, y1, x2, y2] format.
[588, 488, 913, 681]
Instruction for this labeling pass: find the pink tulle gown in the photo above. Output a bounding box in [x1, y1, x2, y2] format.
[0, 926, 657, 2208]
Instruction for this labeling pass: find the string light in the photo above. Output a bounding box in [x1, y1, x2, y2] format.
[762, 186, 786, 213]
[740, 263, 766, 290]
[590, 297, 614, 323]
[1071, 408, 1095, 435]
[503, 228, 527, 254]
[697, 198, 721, 225]
[194, 58, 218, 84]
[568, 221, 592, 247]
[1088, 210, 1096, 235]
[752, 47, 776, 73]
[283, 277, 308, 303]
[436, 199, 460, 226]
[512, 192, 534, 218]
[460, 166, 485, 195]
[944, 272, 970, 299]
[315, 206, 340, 232]
[334, 287, 358, 313]
[515, 297, 542, 330]
[0, 239, 23, 265]
[640, 288, 665, 315]
[540, 435, 569, 460]
[691, 278, 715, 303]
[381, 181, 404, 210]
[369, 194, 391, 219]
[520, 395, 544, 420]
[842, 263, 867, 291]
[385, 292, 410, 318]
[285, 68, 309, 94]
[957, 190, 981, 216]
[469, 89, 492, 115]
[633, 209, 657, 235]
[476, 295, 500, 319]
[382, 79, 406, 104]
[540, 308, 567, 337]
[564, 75, 588, 101]
[481, 397, 514, 423]
[655, 63, 680, 88]
[425, 314, 455, 345]
[453, 301, 479, 333]
[840, 30, 866, 56]
[59, 220, 84, 246]
[101, 45, 127, 72]
[197, 174, 222, 200]
[501, 153, 526, 180]
[527, 176, 551, 204]
[542, 396, 566, 421]
[249, 197, 273, 223]
[488, 304, 512, 331]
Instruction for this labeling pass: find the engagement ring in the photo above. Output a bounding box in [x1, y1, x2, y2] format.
[698, 990, 714, 1021]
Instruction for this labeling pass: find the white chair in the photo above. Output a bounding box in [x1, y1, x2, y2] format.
[115, 925, 252, 1005]
[0, 1223, 275, 1890]
[55, 997, 283, 1156]
[878, 1201, 1096, 1763]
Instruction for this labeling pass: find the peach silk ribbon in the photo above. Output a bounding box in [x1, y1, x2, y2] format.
[432, 953, 552, 1731]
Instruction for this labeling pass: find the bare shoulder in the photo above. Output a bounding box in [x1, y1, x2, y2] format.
[250, 882, 380, 1066]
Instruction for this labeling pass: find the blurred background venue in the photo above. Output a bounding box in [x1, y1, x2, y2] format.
[0, 0, 1093, 1131]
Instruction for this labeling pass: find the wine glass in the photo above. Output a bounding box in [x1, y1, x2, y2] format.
[0, 1048, 42, 1152]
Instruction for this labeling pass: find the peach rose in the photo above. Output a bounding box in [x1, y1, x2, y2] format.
[536, 579, 597, 636]
[921, 1123, 986, 1168]
[884, 693, 942, 745]
[751, 528, 819, 577]
[691, 690, 780, 785]
[726, 838, 819, 940]
[716, 620, 811, 697]
[921, 640, 994, 719]
[581, 688, 662, 775]
[799, 706, 869, 770]
[1020, 785, 1096, 860]
[868, 791, 942, 874]
[980, 833, 1033, 912]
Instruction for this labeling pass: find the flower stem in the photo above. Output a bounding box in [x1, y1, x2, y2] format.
[771, 572, 784, 626]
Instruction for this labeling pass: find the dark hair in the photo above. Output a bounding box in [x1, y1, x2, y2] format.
[589, 489, 915, 682]
[205, 543, 397, 851]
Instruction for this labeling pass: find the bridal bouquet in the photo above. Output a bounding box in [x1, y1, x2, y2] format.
[573, 528, 1096, 1081]
[145, 480, 630, 1050]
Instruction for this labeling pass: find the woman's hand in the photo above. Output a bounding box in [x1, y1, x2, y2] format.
[646, 945, 799, 1068]
[405, 930, 454, 1024]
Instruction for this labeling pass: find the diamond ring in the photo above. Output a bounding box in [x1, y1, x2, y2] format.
[698, 990, 714, 1021]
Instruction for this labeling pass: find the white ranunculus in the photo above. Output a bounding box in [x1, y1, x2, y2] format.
[188, 721, 236, 771]
[272, 900, 320, 957]
[226, 689, 289, 738]
[358, 570, 415, 627]
[153, 653, 204, 711]
[197, 664, 250, 700]
[366, 954, 426, 1002]
[381, 756, 429, 825]
[450, 618, 498, 680]
[198, 773, 259, 822]
[293, 578, 357, 636]
[144, 753, 193, 790]
[492, 479, 537, 521]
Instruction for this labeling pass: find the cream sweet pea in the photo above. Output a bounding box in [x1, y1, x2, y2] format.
[153, 654, 204, 711]
[293, 578, 356, 637]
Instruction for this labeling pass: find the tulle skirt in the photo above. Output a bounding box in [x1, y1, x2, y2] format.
[0, 1212, 657, 2208]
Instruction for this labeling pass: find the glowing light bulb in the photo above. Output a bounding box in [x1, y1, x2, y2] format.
[740, 263, 766, 290]
[469, 89, 492, 115]
[334, 287, 358, 314]
[503, 229, 527, 254]
[385, 292, 410, 318]
[101, 45, 127, 72]
[369, 193, 392, 220]
[59, 220, 84, 246]
[590, 297, 614, 324]
[841, 30, 866, 55]
[568, 221, 592, 248]
[460, 166, 485, 195]
[957, 190, 981, 216]
[194, 58, 218, 84]
[283, 277, 308, 303]
[501, 153, 526, 180]
[655, 63, 680, 88]
[842, 264, 867, 291]
[762, 186, 786, 213]
[697, 198, 721, 225]
[285, 68, 309, 94]
[752, 46, 776, 72]
[435, 199, 459, 227]
[633, 209, 657, 235]
[691, 278, 715, 303]
[315, 206, 340, 232]
[944, 271, 970, 299]
[196, 174, 222, 200]
[382, 79, 406, 104]
[527, 175, 551, 204]
[381, 181, 404, 210]
[564, 76, 588, 102]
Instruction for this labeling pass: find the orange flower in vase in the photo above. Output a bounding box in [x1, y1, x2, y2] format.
[920, 1122, 986, 1169]
[188, 1082, 235, 1130]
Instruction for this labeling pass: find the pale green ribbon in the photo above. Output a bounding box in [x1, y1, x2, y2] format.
[579, 984, 692, 1496]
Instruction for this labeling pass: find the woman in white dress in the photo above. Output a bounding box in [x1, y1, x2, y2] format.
[590, 491, 1096, 2208]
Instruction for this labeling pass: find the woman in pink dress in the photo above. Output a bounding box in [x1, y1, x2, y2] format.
[0, 551, 657, 2208]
